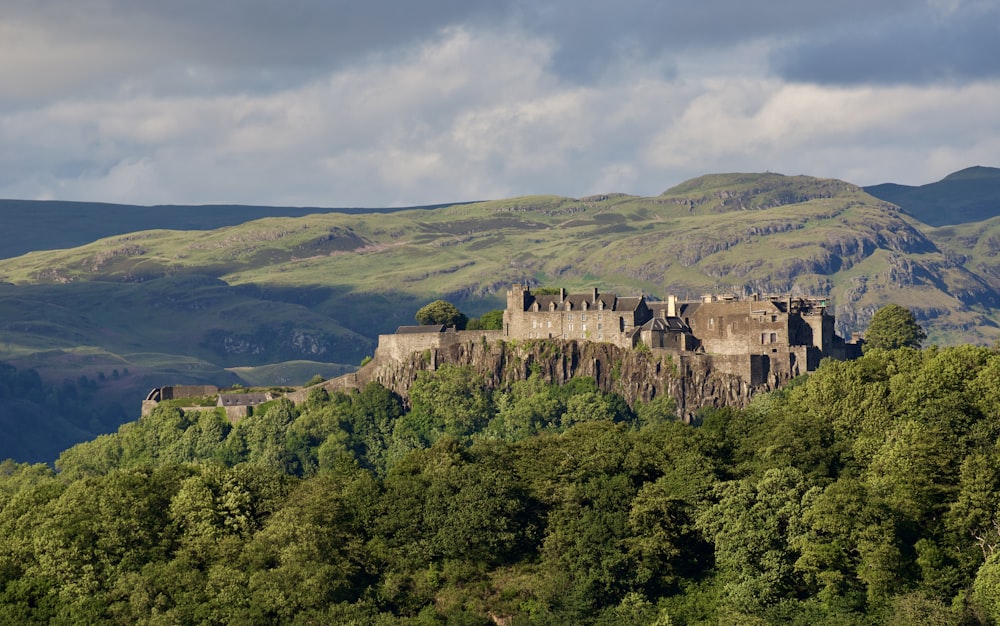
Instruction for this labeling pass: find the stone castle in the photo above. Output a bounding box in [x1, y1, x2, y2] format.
[500, 284, 860, 380]
[145, 284, 861, 420]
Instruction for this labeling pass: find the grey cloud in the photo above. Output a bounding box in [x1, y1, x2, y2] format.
[507, 0, 921, 81]
[1, 0, 934, 94]
[771, 2, 1000, 84]
[1, 0, 505, 65]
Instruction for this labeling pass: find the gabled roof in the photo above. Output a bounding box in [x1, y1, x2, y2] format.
[614, 297, 643, 312]
[640, 317, 691, 332]
[677, 302, 701, 317]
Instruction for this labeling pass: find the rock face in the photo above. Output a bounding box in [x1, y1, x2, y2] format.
[310, 338, 790, 421]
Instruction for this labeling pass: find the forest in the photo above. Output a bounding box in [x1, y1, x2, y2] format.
[2, 343, 1000, 624]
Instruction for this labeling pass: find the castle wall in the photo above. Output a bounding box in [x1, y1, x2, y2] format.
[685, 300, 791, 355]
[505, 307, 637, 348]
[375, 328, 503, 362]
[160, 385, 219, 401]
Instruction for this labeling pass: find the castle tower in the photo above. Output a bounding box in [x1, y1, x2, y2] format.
[507, 284, 528, 312]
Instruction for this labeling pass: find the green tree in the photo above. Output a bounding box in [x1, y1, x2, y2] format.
[696, 468, 810, 614]
[414, 299, 468, 329]
[467, 309, 504, 330]
[864, 304, 927, 352]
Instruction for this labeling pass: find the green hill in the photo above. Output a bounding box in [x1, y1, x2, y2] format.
[0, 199, 464, 260]
[864, 165, 1000, 226]
[4, 170, 1000, 460]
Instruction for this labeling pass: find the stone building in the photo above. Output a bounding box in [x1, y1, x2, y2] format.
[218, 392, 274, 422]
[503, 285, 652, 348]
[502, 284, 860, 380]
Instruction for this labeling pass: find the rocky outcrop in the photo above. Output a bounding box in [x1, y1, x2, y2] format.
[309, 338, 788, 421]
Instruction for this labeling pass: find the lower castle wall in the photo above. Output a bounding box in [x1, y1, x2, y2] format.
[375, 329, 503, 362]
[160, 385, 218, 400]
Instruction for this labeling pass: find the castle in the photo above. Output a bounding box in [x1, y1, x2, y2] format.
[375, 284, 860, 389]
[502, 284, 859, 377]
[145, 284, 861, 419]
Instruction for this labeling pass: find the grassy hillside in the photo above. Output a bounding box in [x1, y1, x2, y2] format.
[0, 199, 462, 260]
[3, 171, 1000, 460]
[2, 173, 997, 345]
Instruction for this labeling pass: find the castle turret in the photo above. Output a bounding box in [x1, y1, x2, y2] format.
[507, 284, 528, 312]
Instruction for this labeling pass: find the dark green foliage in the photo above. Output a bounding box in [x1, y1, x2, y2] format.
[6, 348, 1000, 623]
[466, 309, 504, 330]
[0, 362, 126, 463]
[414, 299, 468, 329]
[864, 303, 928, 352]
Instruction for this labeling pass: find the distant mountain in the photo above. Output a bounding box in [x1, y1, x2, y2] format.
[0, 200, 464, 260]
[864, 165, 1000, 226]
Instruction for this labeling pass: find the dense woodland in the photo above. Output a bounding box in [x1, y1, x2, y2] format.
[3, 343, 1000, 624]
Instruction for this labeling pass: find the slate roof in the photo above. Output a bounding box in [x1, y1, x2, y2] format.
[218, 393, 271, 407]
[640, 317, 690, 332]
[677, 302, 702, 317]
[614, 296, 643, 312]
[524, 290, 640, 312]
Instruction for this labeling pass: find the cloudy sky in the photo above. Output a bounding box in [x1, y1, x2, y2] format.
[1, 0, 998, 207]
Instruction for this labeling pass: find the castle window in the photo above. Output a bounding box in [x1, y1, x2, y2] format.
[770, 332, 777, 343]
[761, 333, 767, 344]
[582, 324, 587, 332]
[532, 319, 537, 329]
[598, 323, 602, 330]
[581, 314, 586, 321]
[547, 320, 552, 328]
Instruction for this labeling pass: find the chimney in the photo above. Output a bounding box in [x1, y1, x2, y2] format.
[560, 287, 566, 301]
[592, 287, 598, 302]
[667, 294, 676, 317]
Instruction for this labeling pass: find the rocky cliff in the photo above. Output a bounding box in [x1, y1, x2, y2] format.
[308, 338, 791, 421]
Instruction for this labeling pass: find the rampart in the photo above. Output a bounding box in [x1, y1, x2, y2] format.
[375, 328, 504, 362]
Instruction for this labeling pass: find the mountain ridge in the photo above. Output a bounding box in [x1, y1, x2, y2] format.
[3, 168, 1000, 460]
[864, 165, 1000, 226]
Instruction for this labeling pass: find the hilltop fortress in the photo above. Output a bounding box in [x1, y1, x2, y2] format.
[378, 284, 859, 388]
[146, 284, 861, 421]
[361, 284, 860, 419]
[504, 284, 858, 377]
